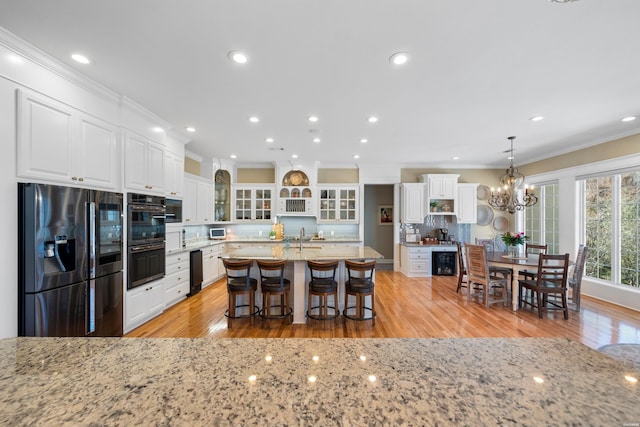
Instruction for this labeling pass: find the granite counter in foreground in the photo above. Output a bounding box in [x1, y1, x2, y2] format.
[0, 337, 638, 426]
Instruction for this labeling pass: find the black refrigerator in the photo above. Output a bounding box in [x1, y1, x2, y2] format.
[18, 183, 124, 337]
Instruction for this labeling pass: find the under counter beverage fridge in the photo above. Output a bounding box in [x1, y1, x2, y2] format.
[18, 183, 124, 337]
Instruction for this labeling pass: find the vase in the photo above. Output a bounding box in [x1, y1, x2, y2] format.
[508, 244, 519, 258]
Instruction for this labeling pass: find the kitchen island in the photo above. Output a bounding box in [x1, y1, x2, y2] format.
[0, 337, 638, 426]
[222, 245, 383, 323]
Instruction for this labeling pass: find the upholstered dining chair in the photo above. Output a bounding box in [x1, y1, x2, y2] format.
[518, 253, 570, 319]
[465, 244, 509, 308]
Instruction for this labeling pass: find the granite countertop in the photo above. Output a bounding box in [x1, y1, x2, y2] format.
[0, 337, 638, 426]
[222, 245, 383, 261]
[167, 238, 363, 255]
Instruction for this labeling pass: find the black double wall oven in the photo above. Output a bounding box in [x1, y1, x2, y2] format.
[127, 193, 166, 289]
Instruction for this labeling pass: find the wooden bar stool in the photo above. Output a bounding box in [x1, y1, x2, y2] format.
[222, 258, 258, 328]
[256, 259, 292, 325]
[306, 260, 339, 321]
[343, 259, 376, 325]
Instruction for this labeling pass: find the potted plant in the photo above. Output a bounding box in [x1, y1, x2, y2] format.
[430, 201, 440, 212]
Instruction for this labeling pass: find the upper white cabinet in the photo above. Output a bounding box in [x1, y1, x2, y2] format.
[422, 174, 459, 215]
[233, 185, 275, 222]
[318, 186, 359, 223]
[124, 131, 165, 194]
[183, 173, 214, 224]
[457, 183, 479, 224]
[17, 89, 119, 189]
[164, 151, 184, 198]
[401, 183, 425, 223]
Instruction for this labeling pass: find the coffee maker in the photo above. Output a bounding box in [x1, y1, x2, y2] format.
[439, 228, 449, 242]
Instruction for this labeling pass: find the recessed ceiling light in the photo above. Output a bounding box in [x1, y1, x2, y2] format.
[185, 127, 196, 133]
[452, 156, 460, 160]
[152, 127, 164, 133]
[6, 54, 23, 64]
[292, 154, 298, 159]
[249, 116, 260, 123]
[529, 116, 544, 122]
[230, 154, 237, 159]
[228, 51, 248, 64]
[622, 116, 637, 122]
[313, 138, 321, 143]
[265, 137, 274, 143]
[71, 53, 91, 64]
[367, 116, 379, 123]
[353, 154, 360, 159]
[389, 52, 409, 65]
[308, 116, 319, 122]
[360, 138, 368, 144]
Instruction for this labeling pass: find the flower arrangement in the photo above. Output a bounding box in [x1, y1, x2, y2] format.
[501, 231, 528, 246]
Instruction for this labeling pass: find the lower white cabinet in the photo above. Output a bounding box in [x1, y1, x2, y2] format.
[400, 245, 431, 277]
[125, 280, 164, 332]
[165, 252, 190, 308]
[202, 244, 223, 287]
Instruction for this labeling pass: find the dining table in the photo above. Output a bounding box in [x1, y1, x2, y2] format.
[486, 251, 543, 311]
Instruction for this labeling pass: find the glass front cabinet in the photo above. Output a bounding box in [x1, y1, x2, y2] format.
[232, 185, 275, 222]
[318, 186, 359, 223]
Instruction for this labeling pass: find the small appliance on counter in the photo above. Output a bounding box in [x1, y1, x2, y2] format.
[209, 228, 227, 240]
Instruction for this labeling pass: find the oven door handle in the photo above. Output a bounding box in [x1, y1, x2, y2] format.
[129, 243, 165, 253]
[129, 204, 166, 213]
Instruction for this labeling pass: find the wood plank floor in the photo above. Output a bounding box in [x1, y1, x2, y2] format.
[126, 271, 640, 350]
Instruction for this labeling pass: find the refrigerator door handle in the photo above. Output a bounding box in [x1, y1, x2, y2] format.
[88, 278, 95, 334]
[88, 201, 96, 279]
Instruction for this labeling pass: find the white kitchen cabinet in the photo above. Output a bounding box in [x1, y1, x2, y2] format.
[165, 252, 190, 308]
[17, 89, 119, 189]
[124, 131, 165, 194]
[183, 174, 214, 224]
[125, 280, 164, 332]
[422, 174, 459, 215]
[400, 245, 431, 277]
[202, 244, 223, 287]
[401, 183, 425, 223]
[318, 186, 359, 223]
[457, 183, 479, 224]
[197, 180, 214, 223]
[165, 151, 184, 197]
[233, 185, 275, 222]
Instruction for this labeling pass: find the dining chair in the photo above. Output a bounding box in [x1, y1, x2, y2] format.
[568, 245, 588, 311]
[476, 238, 511, 280]
[519, 243, 548, 304]
[518, 253, 570, 319]
[465, 244, 509, 308]
[456, 242, 468, 293]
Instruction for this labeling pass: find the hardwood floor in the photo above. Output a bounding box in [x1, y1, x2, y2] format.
[126, 271, 640, 350]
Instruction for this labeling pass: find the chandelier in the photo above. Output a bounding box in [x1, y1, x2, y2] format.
[488, 136, 538, 214]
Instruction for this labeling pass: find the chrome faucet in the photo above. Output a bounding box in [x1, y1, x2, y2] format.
[300, 227, 305, 250]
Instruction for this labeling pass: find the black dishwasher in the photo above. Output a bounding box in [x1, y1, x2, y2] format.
[189, 250, 203, 296]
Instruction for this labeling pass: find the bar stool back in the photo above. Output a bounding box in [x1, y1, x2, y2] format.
[256, 259, 292, 325]
[306, 260, 339, 321]
[222, 258, 258, 328]
[343, 259, 376, 325]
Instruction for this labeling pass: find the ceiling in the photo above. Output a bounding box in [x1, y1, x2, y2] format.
[1, 0, 640, 169]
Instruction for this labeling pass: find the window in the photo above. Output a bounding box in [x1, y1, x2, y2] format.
[525, 182, 559, 254]
[580, 170, 640, 288]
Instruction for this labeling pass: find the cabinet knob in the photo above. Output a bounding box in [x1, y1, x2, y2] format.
[78, 177, 84, 182]
[71, 177, 78, 181]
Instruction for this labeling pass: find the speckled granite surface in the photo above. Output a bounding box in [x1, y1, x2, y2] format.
[0, 337, 638, 426]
